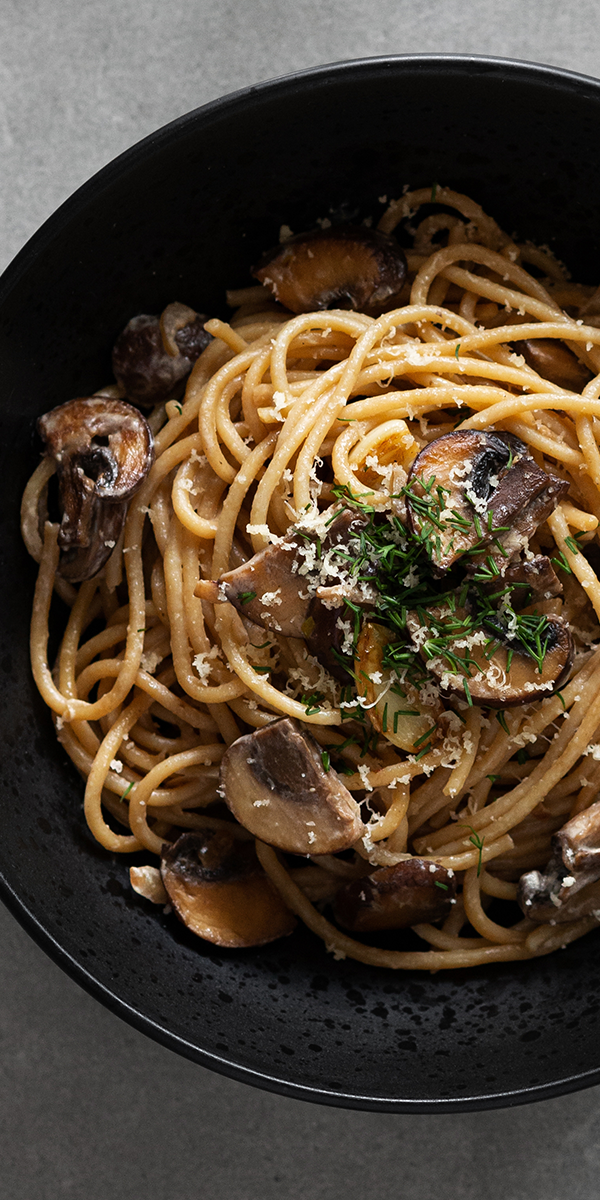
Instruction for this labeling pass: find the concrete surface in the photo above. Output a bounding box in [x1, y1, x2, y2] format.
[2, 2, 600, 1196]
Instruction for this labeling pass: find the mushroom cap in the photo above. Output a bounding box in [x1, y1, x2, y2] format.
[112, 308, 210, 407]
[38, 395, 154, 581]
[406, 430, 567, 573]
[333, 858, 456, 932]
[253, 225, 407, 314]
[406, 430, 517, 571]
[406, 606, 574, 707]
[160, 829, 296, 948]
[220, 717, 365, 856]
[218, 508, 372, 640]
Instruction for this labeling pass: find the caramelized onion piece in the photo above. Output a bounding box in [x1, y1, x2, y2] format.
[161, 830, 296, 948]
[220, 718, 365, 855]
[112, 303, 211, 406]
[38, 395, 153, 581]
[519, 338, 592, 392]
[253, 225, 407, 314]
[406, 606, 573, 707]
[355, 621, 443, 751]
[333, 859, 456, 932]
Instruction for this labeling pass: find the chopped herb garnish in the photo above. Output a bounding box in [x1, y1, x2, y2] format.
[434, 879, 448, 891]
[516, 748, 529, 765]
[460, 823, 485, 875]
[496, 710, 509, 734]
[239, 590, 257, 604]
[565, 536, 580, 554]
[455, 343, 461, 360]
[487, 774, 499, 783]
[321, 750, 331, 772]
[122, 782, 134, 800]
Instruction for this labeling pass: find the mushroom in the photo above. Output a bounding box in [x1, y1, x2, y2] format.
[220, 717, 365, 855]
[406, 605, 573, 707]
[217, 508, 373, 638]
[406, 431, 567, 572]
[253, 225, 407, 314]
[485, 555, 562, 608]
[112, 302, 211, 407]
[302, 596, 355, 682]
[333, 858, 456, 932]
[38, 395, 154, 581]
[518, 798, 600, 922]
[160, 829, 296, 948]
[519, 338, 592, 392]
[355, 620, 444, 751]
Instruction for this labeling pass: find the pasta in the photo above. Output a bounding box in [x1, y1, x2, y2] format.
[21, 185, 600, 970]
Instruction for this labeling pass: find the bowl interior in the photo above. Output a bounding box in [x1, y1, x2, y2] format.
[2, 55, 600, 1111]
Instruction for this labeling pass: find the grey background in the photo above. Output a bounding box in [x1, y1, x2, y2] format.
[2, 1, 600, 1196]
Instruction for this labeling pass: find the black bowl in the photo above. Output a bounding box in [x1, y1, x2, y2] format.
[2, 54, 600, 1113]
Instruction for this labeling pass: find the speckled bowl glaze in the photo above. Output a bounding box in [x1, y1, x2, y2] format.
[2, 55, 600, 1111]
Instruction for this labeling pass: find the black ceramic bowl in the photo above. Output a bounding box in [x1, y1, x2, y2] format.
[2, 54, 600, 1113]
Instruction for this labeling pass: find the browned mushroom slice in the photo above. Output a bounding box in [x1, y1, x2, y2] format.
[303, 597, 354, 682]
[112, 303, 211, 407]
[38, 395, 154, 581]
[333, 858, 456, 932]
[406, 606, 573, 707]
[160, 829, 296, 948]
[483, 465, 568, 565]
[519, 338, 592, 392]
[518, 798, 600, 922]
[489, 555, 562, 607]
[217, 509, 372, 638]
[253, 226, 407, 314]
[220, 717, 365, 855]
[406, 431, 518, 571]
[406, 430, 567, 572]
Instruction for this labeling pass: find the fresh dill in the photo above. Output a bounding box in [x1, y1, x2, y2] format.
[460, 823, 485, 875]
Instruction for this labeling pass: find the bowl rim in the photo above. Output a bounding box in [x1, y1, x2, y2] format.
[3, 51, 600, 1112]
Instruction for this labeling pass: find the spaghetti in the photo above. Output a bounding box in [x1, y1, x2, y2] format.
[21, 186, 600, 969]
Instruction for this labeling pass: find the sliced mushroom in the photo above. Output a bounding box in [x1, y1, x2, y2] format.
[519, 338, 592, 392]
[217, 509, 371, 638]
[38, 395, 154, 581]
[160, 829, 296, 948]
[355, 621, 443, 751]
[220, 717, 365, 855]
[253, 226, 407, 314]
[303, 597, 354, 682]
[518, 798, 600, 922]
[482, 463, 568, 566]
[333, 858, 456, 932]
[485, 555, 562, 607]
[406, 605, 573, 707]
[406, 430, 568, 572]
[112, 303, 211, 407]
